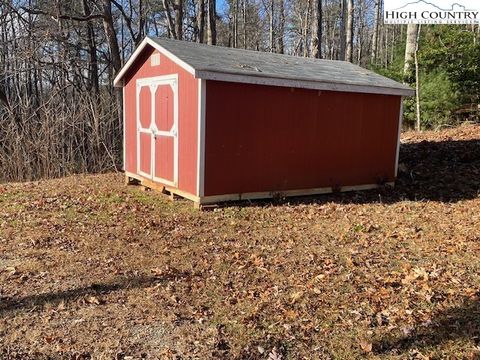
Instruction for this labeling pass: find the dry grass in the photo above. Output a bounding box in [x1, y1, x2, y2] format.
[0, 124, 479, 359]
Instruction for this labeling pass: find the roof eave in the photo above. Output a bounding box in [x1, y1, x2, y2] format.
[195, 70, 415, 97]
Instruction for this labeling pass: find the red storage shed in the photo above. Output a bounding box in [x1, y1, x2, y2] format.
[114, 37, 414, 207]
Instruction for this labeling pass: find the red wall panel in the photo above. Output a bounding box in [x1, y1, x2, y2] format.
[204, 81, 401, 197]
[124, 47, 198, 195]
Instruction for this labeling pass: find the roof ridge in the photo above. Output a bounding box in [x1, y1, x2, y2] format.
[149, 36, 354, 66]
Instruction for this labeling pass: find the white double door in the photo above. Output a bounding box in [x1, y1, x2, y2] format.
[136, 74, 178, 187]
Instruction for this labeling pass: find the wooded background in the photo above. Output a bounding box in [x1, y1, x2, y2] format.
[0, 0, 479, 182]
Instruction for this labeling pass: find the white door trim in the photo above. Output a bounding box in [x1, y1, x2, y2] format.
[136, 74, 179, 187]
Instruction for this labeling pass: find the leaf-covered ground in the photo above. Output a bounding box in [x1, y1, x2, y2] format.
[0, 124, 479, 359]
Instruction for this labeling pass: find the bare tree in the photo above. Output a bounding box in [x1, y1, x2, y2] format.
[310, 0, 322, 58]
[371, 0, 380, 64]
[414, 24, 422, 131]
[303, 0, 312, 57]
[163, 0, 177, 39]
[404, 23, 419, 81]
[243, 0, 248, 49]
[207, 0, 216, 45]
[269, 0, 275, 52]
[100, 0, 123, 134]
[345, 0, 354, 62]
[355, 0, 365, 64]
[82, 0, 99, 93]
[278, 0, 285, 54]
[101, 0, 122, 73]
[339, 0, 346, 60]
[175, 0, 184, 40]
[0, 1, 123, 181]
[197, 0, 205, 43]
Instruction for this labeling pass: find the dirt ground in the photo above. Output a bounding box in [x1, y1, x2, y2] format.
[0, 124, 479, 359]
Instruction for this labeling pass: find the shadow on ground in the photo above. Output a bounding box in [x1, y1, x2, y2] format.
[373, 298, 480, 355]
[229, 139, 480, 207]
[0, 271, 192, 316]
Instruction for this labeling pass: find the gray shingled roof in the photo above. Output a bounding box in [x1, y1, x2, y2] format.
[150, 37, 414, 96]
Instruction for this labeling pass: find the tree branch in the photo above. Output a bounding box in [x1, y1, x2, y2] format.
[109, 0, 138, 44]
[20, 6, 104, 22]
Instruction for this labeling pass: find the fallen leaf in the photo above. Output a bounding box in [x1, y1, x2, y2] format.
[268, 347, 283, 360]
[359, 339, 372, 353]
[5, 266, 16, 275]
[290, 291, 303, 304]
[86, 296, 101, 305]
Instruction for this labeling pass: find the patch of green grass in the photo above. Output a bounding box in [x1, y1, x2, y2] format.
[0, 192, 26, 210]
[97, 193, 124, 205]
[352, 223, 366, 233]
[89, 209, 113, 223]
[130, 189, 171, 207]
[63, 207, 79, 222]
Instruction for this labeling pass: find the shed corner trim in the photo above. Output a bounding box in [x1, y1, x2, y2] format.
[196, 78, 206, 197]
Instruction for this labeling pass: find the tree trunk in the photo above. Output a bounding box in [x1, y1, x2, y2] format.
[371, 0, 380, 64]
[101, 0, 121, 73]
[82, 0, 99, 93]
[269, 0, 275, 52]
[276, 0, 285, 53]
[138, 0, 145, 43]
[174, 0, 183, 40]
[356, 0, 364, 63]
[404, 23, 419, 82]
[233, 0, 239, 47]
[228, 14, 233, 47]
[384, 25, 389, 68]
[345, 0, 354, 62]
[243, 0, 247, 49]
[303, 0, 312, 57]
[197, 0, 205, 43]
[339, 0, 346, 61]
[0, 88, 8, 108]
[207, 0, 216, 45]
[310, 0, 322, 58]
[101, 0, 123, 136]
[163, 0, 177, 39]
[415, 25, 421, 131]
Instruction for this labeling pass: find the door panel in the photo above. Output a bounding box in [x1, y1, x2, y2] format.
[155, 136, 175, 182]
[155, 85, 174, 132]
[139, 132, 152, 176]
[139, 86, 152, 129]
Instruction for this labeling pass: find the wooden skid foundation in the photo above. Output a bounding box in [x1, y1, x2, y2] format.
[198, 182, 395, 205]
[124, 172, 201, 208]
[124, 176, 140, 185]
[124, 171, 394, 209]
